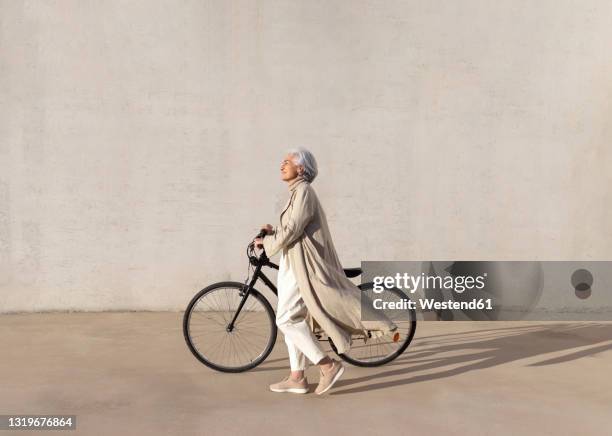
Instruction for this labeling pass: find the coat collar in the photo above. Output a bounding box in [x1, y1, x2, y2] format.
[279, 192, 295, 219]
[279, 176, 307, 219]
[288, 175, 307, 192]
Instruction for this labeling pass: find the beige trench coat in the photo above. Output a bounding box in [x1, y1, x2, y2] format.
[263, 176, 397, 354]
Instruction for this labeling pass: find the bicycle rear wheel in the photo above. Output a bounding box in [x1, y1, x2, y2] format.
[330, 283, 417, 367]
[183, 281, 277, 373]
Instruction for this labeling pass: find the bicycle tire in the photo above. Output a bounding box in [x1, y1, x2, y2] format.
[183, 281, 277, 373]
[330, 284, 417, 367]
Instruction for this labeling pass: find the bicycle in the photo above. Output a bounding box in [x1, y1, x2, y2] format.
[183, 230, 417, 373]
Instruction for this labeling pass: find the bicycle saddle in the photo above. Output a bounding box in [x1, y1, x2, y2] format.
[343, 267, 362, 278]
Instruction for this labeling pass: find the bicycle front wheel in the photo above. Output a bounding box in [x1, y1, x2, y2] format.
[330, 283, 417, 367]
[183, 281, 277, 373]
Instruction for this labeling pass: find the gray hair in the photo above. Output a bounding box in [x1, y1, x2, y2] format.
[288, 148, 318, 182]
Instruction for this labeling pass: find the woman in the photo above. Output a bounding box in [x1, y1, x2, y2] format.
[254, 148, 398, 395]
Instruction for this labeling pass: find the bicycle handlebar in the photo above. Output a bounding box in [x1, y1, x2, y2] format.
[248, 229, 268, 254]
[247, 229, 269, 265]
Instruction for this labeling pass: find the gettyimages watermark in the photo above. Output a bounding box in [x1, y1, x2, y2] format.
[360, 261, 612, 321]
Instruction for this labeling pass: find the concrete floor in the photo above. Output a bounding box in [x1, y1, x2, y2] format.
[2, 313, 611, 436]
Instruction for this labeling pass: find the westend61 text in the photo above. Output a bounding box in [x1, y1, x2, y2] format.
[373, 298, 494, 311]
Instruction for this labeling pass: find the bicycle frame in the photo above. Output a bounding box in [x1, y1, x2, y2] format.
[227, 250, 278, 331]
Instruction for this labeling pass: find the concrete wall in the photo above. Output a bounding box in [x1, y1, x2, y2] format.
[1, 0, 611, 312]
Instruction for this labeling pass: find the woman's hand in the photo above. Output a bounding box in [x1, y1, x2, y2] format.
[253, 225, 272, 250]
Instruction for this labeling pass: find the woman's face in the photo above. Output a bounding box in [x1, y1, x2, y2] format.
[280, 153, 302, 181]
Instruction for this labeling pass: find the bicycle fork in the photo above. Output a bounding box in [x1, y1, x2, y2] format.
[226, 262, 263, 332]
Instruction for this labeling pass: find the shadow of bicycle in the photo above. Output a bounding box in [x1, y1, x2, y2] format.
[329, 322, 612, 395]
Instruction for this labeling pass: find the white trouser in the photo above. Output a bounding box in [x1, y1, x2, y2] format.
[276, 249, 328, 371]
